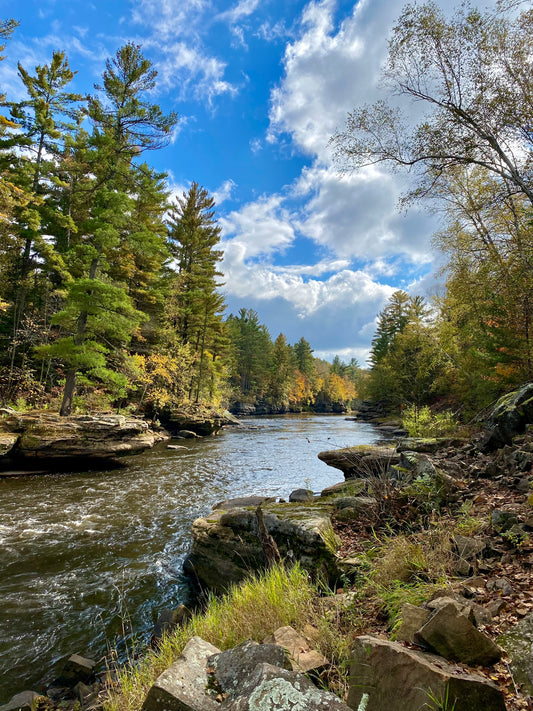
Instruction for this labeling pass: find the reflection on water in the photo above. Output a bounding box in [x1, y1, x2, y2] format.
[0, 414, 380, 700]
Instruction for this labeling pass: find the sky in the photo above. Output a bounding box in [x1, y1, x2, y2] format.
[1, 0, 455, 364]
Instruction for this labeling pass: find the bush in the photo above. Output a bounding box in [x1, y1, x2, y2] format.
[401, 405, 458, 438]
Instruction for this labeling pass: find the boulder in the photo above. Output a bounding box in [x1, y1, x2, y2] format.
[317, 445, 399, 479]
[498, 610, 533, 695]
[395, 603, 430, 644]
[214, 496, 276, 510]
[288, 489, 314, 503]
[222, 662, 351, 711]
[396, 437, 463, 453]
[320, 480, 366, 497]
[480, 383, 533, 450]
[158, 408, 240, 437]
[142, 636, 220, 711]
[0, 692, 41, 711]
[208, 640, 288, 698]
[262, 626, 328, 674]
[150, 605, 191, 648]
[416, 603, 502, 666]
[185, 500, 340, 593]
[348, 635, 506, 711]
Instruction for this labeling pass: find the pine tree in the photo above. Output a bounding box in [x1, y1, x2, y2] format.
[167, 182, 226, 402]
[38, 44, 176, 415]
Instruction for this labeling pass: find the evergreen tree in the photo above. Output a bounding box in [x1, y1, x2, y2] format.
[38, 44, 176, 415]
[167, 182, 226, 401]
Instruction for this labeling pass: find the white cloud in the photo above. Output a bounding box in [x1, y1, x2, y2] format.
[217, 0, 261, 25]
[220, 195, 296, 259]
[213, 179, 237, 205]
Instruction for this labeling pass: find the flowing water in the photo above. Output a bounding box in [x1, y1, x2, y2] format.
[0, 414, 382, 701]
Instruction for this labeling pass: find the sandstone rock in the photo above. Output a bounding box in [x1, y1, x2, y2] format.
[0, 411, 163, 467]
[318, 445, 399, 479]
[57, 654, 96, 686]
[0, 432, 18, 457]
[0, 692, 41, 711]
[222, 662, 351, 711]
[453, 534, 487, 560]
[159, 409, 239, 437]
[288, 488, 314, 503]
[213, 496, 275, 510]
[150, 605, 191, 648]
[395, 603, 430, 644]
[416, 603, 502, 666]
[396, 437, 464, 453]
[499, 610, 533, 695]
[142, 636, 220, 711]
[167, 444, 188, 450]
[176, 430, 200, 438]
[262, 626, 328, 674]
[208, 640, 287, 698]
[186, 500, 339, 592]
[348, 635, 506, 711]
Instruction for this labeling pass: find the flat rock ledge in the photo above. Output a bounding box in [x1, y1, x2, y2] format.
[0, 410, 167, 472]
[185, 498, 341, 593]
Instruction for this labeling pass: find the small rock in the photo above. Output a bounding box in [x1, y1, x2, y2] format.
[176, 430, 199, 438]
[213, 496, 275, 510]
[263, 626, 329, 674]
[491, 509, 519, 532]
[487, 577, 515, 596]
[453, 534, 486, 560]
[499, 610, 533, 694]
[395, 603, 430, 644]
[150, 605, 191, 648]
[57, 655, 96, 687]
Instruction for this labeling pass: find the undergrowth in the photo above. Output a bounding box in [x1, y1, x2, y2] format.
[104, 563, 318, 711]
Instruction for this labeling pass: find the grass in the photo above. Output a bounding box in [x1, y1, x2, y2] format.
[104, 563, 317, 711]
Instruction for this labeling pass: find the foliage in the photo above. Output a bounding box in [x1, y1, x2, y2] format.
[401, 405, 459, 438]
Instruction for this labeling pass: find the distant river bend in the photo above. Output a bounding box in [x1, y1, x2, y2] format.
[0, 414, 382, 701]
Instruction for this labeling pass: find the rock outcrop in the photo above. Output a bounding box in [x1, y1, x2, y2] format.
[159, 408, 240, 437]
[317, 445, 399, 479]
[0, 410, 166, 471]
[185, 499, 341, 593]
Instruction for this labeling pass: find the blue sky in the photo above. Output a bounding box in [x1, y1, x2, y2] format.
[1, 0, 451, 363]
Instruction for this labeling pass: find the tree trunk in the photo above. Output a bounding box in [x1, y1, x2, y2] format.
[60, 368, 77, 416]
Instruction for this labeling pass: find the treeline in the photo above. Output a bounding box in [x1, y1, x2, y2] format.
[0, 23, 359, 416]
[334, 1, 533, 416]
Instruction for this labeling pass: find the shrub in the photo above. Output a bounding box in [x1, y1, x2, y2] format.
[402, 405, 458, 438]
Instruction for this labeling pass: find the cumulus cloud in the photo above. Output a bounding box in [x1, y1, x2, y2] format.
[219, 0, 448, 358]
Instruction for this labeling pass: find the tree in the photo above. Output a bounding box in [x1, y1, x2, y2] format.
[331, 2, 533, 207]
[226, 309, 272, 399]
[40, 44, 177, 415]
[370, 291, 428, 366]
[166, 182, 226, 402]
[266, 333, 295, 409]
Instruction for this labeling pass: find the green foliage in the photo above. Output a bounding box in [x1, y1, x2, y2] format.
[104, 563, 316, 711]
[401, 405, 458, 438]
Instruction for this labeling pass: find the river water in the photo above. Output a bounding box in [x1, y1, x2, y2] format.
[0, 414, 381, 701]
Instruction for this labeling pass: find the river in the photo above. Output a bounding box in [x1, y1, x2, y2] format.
[0, 414, 382, 701]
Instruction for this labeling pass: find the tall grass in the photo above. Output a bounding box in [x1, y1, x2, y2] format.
[105, 563, 316, 711]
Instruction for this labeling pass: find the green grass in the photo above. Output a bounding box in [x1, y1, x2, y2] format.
[104, 563, 317, 711]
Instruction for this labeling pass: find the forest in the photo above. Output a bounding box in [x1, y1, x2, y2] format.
[0, 23, 361, 418]
[2, 0, 533, 421]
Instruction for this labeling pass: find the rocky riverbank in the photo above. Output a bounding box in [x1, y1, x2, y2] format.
[5, 384, 533, 710]
[0, 406, 239, 474]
